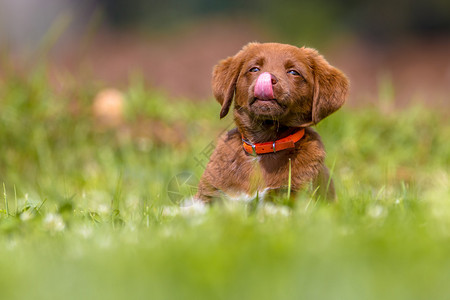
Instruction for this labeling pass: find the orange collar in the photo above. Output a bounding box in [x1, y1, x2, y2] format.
[242, 128, 305, 156]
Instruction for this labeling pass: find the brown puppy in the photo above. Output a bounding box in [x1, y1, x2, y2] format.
[196, 42, 349, 203]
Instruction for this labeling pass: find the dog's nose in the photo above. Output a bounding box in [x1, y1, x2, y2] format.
[270, 74, 278, 85]
[254, 72, 276, 100]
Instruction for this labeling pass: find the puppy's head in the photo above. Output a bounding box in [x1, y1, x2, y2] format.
[212, 42, 349, 126]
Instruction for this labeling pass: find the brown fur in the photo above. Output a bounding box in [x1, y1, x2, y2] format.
[197, 42, 349, 202]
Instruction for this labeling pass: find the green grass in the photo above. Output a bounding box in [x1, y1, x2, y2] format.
[0, 66, 449, 300]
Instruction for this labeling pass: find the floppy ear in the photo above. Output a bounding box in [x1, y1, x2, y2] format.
[307, 49, 349, 124]
[212, 55, 242, 119]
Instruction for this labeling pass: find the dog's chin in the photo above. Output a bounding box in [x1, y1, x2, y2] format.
[249, 99, 286, 118]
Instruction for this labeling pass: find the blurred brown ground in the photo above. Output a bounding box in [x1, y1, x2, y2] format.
[10, 20, 450, 107]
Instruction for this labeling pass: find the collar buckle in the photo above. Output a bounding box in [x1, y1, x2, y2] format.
[242, 138, 257, 156]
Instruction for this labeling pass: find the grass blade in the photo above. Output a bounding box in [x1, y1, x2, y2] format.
[287, 158, 292, 200]
[3, 183, 8, 216]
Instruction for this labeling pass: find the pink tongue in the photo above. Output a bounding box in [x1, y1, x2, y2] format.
[254, 72, 274, 100]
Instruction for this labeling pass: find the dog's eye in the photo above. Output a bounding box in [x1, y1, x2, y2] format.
[249, 67, 260, 73]
[287, 70, 300, 76]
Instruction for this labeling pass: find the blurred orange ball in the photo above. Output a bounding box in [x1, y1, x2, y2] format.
[92, 88, 124, 127]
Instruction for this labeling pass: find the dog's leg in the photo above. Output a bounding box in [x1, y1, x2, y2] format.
[313, 165, 336, 201]
[196, 179, 221, 203]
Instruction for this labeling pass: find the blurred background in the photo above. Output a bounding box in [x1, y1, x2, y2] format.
[0, 0, 449, 106]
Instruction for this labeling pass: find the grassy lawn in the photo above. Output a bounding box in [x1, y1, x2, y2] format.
[0, 67, 449, 300]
